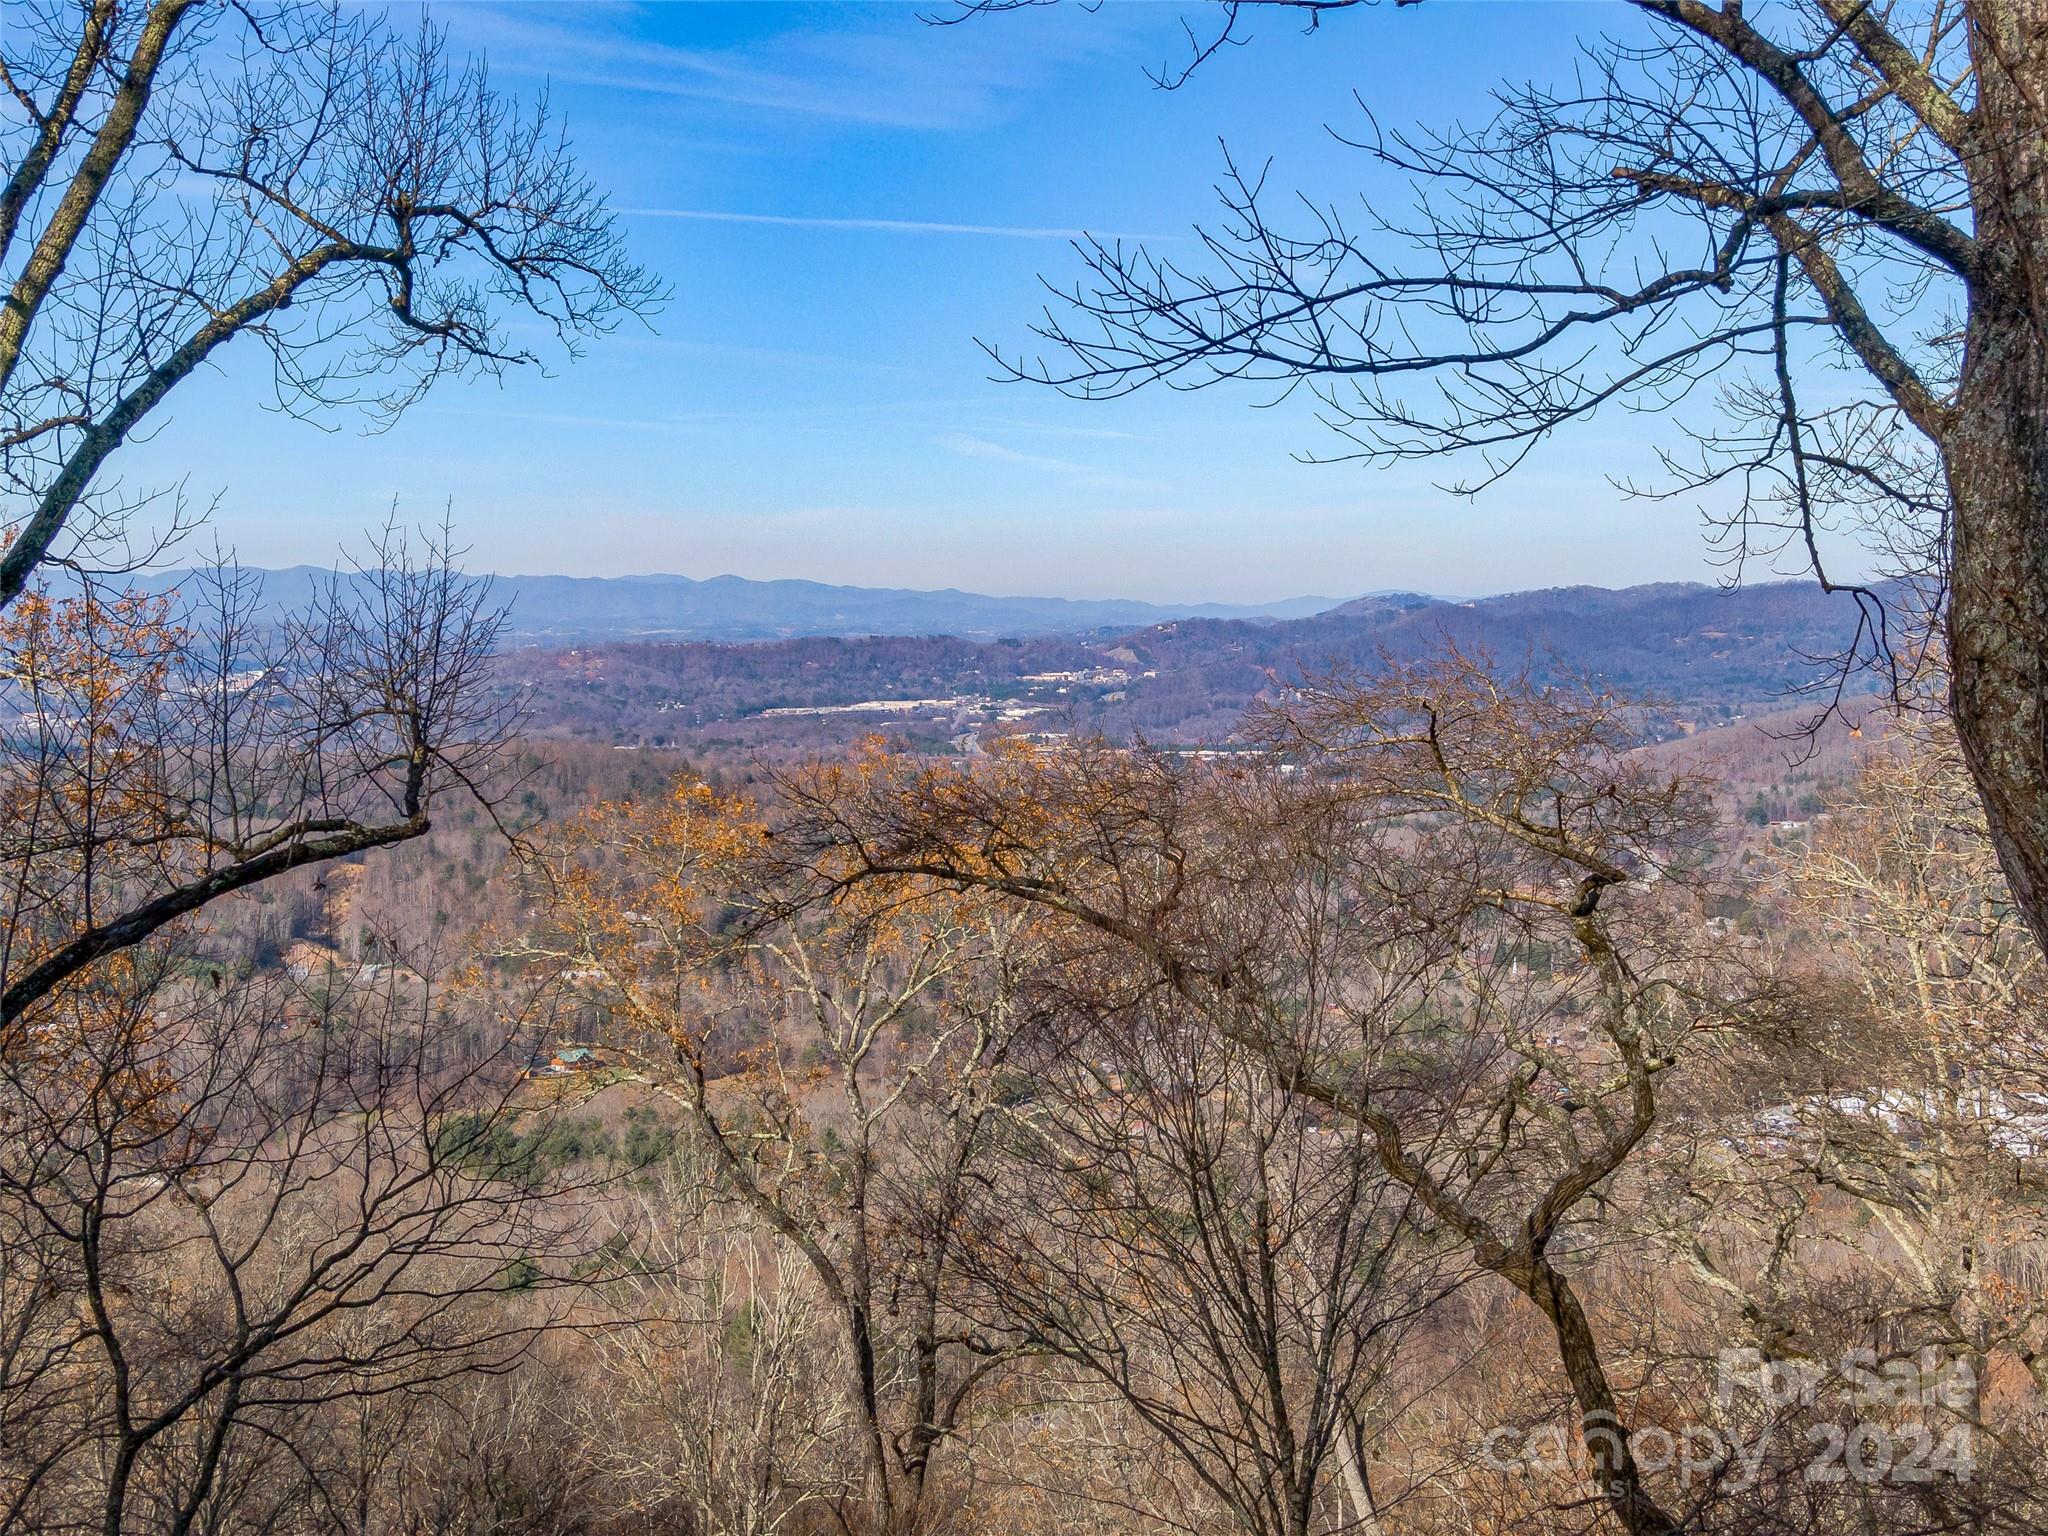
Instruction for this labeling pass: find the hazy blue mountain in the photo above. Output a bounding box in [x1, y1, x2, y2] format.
[482, 573, 1344, 640]
[132, 567, 1345, 641]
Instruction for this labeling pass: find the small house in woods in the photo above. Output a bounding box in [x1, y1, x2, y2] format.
[522, 1046, 605, 1080]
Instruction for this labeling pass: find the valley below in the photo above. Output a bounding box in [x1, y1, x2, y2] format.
[497, 577, 1886, 753]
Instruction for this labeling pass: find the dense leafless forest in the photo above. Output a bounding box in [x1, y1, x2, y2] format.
[9, 1, 2048, 1534]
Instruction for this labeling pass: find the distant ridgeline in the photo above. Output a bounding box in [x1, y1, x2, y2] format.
[491, 579, 1897, 748]
[108, 567, 1349, 643]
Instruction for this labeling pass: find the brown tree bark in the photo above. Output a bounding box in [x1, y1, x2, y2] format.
[1949, 0, 2048, 958]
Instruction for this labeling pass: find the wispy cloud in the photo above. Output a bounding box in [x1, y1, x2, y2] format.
[444, 7, 922, 127]
[418, 397, 1006, 436]
[443, 1, 1139, 132]
[940, 433, 1087, 472]
[974, 416, 1152, 442]
[936, 432, 1164, 493]
[618, 207, 1169, 242]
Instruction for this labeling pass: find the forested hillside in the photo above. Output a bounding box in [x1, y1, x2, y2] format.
[501, 580, 1884, 747]
[9, 4, 2048, 1536]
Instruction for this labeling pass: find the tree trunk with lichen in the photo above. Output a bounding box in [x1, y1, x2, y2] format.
[1948, 0, 2048, 959]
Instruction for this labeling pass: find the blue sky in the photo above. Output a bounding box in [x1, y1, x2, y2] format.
[133, 0, 1803, 602]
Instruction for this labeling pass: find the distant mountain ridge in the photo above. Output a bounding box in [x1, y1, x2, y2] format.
[134, 567, 1350, 642]
[486, 572, 1352, 640]
[500, 577, 1889, 746]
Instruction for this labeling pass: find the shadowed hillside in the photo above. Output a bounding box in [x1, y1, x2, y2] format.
[500, 579, 1890, 747]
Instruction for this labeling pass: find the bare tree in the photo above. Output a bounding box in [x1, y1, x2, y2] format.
[0, 0, 650, 1019]
[963, 0, 2048, 962]
[522, 773, 1040, 1534]
[576, 1145, 860, 1536]
[0, 0, 654, 605]
[0, 523, 519, 1027]
[0, 955, 584, 1536]
[947, 969, 1454, 1536]
[1629, 704, 2048, 1535]
[770, 654, 1771, 1536]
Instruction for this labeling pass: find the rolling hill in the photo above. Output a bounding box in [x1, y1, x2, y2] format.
[500, 578, 1894, 748]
